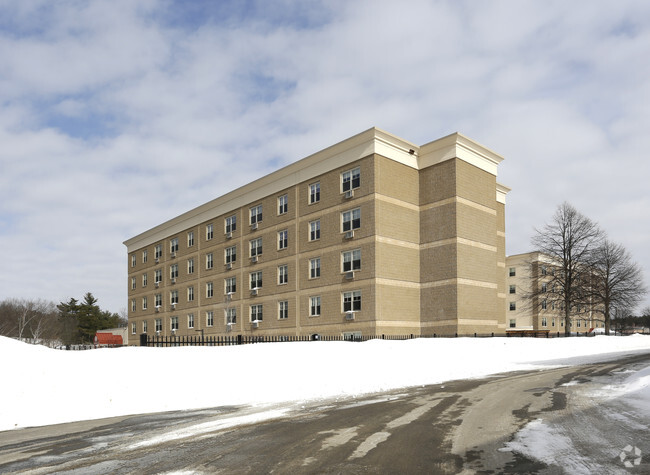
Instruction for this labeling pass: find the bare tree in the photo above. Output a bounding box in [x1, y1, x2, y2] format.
[531, 202, 603, 335]
[589, 239, 646, 335]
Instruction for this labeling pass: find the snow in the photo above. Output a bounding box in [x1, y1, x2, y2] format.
[2, 335, 650, 432]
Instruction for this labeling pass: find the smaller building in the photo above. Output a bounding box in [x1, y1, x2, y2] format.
[94, 327, 128, 347]
[505, 252, 604, 333]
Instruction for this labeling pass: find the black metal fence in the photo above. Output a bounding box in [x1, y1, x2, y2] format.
[139, 330, 601, 347]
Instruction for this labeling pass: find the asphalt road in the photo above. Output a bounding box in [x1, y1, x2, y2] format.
[1, 353, 649, 474]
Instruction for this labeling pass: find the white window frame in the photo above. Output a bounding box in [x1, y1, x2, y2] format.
[131, 277, 136, 290]
[131, 322, 137, 334]
[170, 290, 178, 305]
[206, 253, 214, 269]
[342, 166, 360, 193]
[278, 229, 288, 250]
[170, 238, 179, 253]
[343, 290, 361, 312]
[278, 194, 288, 215]
[279, 300, 289, 319]
[206, 311, 214, 327]
[187, 231, 194, 247]
[226, 308, 237, 324]
[225, 245, 237, 264]
[142, 273, 148, 287]
[170, 263, 178, 279]
[309, 182, 320, 204]
[142, 250, 148, 263]
[155, 244, 162, 259]
[142, 296, 148, 310]
[155, 318, 162, 332]
[250, 237, 263, 257]
[278, 265, 288, 285]
[155, 294, 162, 308]
[342, 249, 361, 272]
[170, 316, 179, 331]
[143, 320, 148, 333]
[206, 223, 214, 240]
[206, 282, 214, 298]
[188, 258, 194, 274]
[187, 286, 194, 302]
[250, 271, 263, 290]
[250, 204, 263, 225]
[250, 304, 263, 322]
[188, 314, 194, 329]
[310, 258, 321, 279]
[131, 255, 136, 267]
[226, 276, 237, 294]
[309, 296, 321, 317]
[309, 220, 320, 241]
[342, 208, 361, 232]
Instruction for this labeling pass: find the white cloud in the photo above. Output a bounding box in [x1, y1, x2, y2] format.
[1, 0, 650, 312]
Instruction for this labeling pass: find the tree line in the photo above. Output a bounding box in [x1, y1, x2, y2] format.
[0, 292, 126, 346]
[530, 202, 647, 335]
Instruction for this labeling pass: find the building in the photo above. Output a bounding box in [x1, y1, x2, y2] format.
[506, 252, 604, 333]
[94, 327, 128, 346]
[124, 128, 510, 344]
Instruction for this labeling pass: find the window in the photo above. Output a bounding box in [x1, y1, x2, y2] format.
[310, 258, 321, 279]
[155, 269, 162, 284]
[250, 204, 263, 225]
[226, 277, 237, 294]
[132, 322, 137, 334]
[188, 258, 194, 274]
[509, 285, 516, 294]
[250, 238, 263, 257]
[171, 316, 179, 331]
[170, 290, 178, 305]
[250, 271, 263, 290]
[170, 264, 178, 279]
[226, 308, 237, 324]
[155, 318, 162, 332]
[552, 318, 556, 327]
[278, 194, 288, 215]
[577, 320, 581, 328]
[225, 245, 237, 264]
[206, 224, 214, 240]
[143, 320, 148, 333]
[142, 250, 148, 263]
[207, 282, 214, 298]
[542, 317, 548, 327]
[541, 265, 547, 276]
[342, 167, 360, 192]
[279, 301, 289, 319]
[278, 265, 288, 285]
[225, 215, 237, 234]
[509, 267, 516, 277]
[131, 255, 136, 267]
[170, 238, 179, 253]
[309, 182, 320, 204]
[155, 244, 162, 260]
[131, 299, 136, 312]
[310, 296, 321, 316]
[187, 231, 194, 247]
[343, 291, 361, 312]
[188, 314, 194, 329]
[278, 230, 288, 250]
[206, 253, 214, 269]
[142, 296, 148, 310]
[142, 273, 148, 287]
[206, 311, 214, 327]
[342, 249, 361, 272]
[509, 302, 516, 311]
[310, 220, 320, 241]
[541, 283, 547, 293]
[131, 277, 136, 290]
[342, 208, 361, 232]
[509, 319, 516, 328]
[187, 286, 194, 302]
[155, 294, 162, 308]
[250, 304, 263, 322]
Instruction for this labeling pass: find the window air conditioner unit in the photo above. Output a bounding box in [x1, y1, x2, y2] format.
[251, 255, 258, 263]
[171, 278, 176, 284]
[252, 321, 259, 328]
[345, 271, 355, 280]
[345, 230, 354, 239]
[155, 307, 160, 313]
[345, 190, 354, 199]
[171, 252, 176, 258]
[226, 293, 232, 301]
[171, 303, 176, 310]
[251, 222, 258, 230]
[226, 323, 232, 332]
[155, 282, 160, 288]
[250, 288, 258, 296]
[226, 262, 232, 270]
[345, 312, 355, 321]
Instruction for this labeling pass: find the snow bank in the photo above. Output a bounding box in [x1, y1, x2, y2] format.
[2, 335, 650, 431]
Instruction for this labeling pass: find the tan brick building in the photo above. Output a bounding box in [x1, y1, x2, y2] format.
[124, 128, 510, 343]
[505, 252, 604, 333]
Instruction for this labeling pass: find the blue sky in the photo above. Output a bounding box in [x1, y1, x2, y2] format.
[1, 0, 649, 313]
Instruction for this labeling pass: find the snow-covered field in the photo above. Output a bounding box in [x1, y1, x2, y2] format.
[2, 335, 650, 432]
